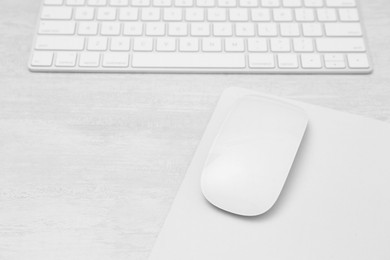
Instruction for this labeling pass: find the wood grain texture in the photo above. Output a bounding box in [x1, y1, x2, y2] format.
[0, 1, 390, 259]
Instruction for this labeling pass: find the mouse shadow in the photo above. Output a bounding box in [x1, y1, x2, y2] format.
[203, 124, 312, 222]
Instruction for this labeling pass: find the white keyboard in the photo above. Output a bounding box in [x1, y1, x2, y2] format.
[29, 0, 372, 74]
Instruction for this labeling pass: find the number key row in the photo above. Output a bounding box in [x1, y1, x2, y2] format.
[34, 36, 366, 53]
[44, 0, 357, 8]
[38, 21, 362, 37]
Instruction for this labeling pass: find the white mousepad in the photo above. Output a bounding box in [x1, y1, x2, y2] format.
[149, 88, 390, 260]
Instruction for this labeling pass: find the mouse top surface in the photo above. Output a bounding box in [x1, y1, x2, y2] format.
[200, 95, 308, 217]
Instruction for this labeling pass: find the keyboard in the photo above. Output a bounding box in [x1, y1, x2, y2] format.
[29, 0, 372, 74]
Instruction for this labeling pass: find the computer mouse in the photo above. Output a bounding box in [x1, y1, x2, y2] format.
[201, 96, 308, 217]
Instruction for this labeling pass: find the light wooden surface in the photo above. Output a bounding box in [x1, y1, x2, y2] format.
[0, 1, 390, 259]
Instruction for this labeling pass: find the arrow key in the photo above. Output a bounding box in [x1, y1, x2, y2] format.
[301, 54, 322, 69]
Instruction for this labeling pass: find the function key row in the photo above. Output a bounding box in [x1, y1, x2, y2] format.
[41, 7, 360, 22]
[44, 0, 357, 8]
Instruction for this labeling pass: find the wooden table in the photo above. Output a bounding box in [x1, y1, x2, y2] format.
[1, 1, 390, 259]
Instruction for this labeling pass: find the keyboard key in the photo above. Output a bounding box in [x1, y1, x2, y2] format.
[97, 8, 117, 20]
[191, 23, 210, 36]
[325, 23, 362, 37]
[301, 54, 322, 68]
[280, 23, 300, 36]
[316, 38, 365, 52]
[304, 0, 323, 7]
[197, 0, 215, 7]
[111, 37, 131, 51]
[110, 0, 129, 6]
[44, 0, 64, 5]
[35, 36, 85, 50]
[123, 22, 144, 35]
[347, 54, 369, 69]
[283, 0, 302, 7]
[132, 53, 246, 68]
[270, 38, 290, 52]
[175, 0, 193, 6]
[293, 38, 313, 52]
[179, 38, 199, 51]
[248, 54, 275, 68]
[302, 23, 323, 37]
[164, 8, 183, 21]
[78, 22, 99, 35]
[277, 54, 298, 68]
[142, 8, 161, 21]
[154, 0, 172, 6]
[87, 37, 108, 50]
[103, 53, 130, 67]
[31, 51, 54, 66]
[225, 38, 245, 52]
[67, 0, 86, 5]
[326, 0, 355, 7]
[168, 23, 188, 36]
[213, 23, 233, 36]
[119, 8, 139, 21]
[75, 7, 95, 20]
[133, 38, 154, 51]
[229, 9, 249, 21]
[317, 8, 337, 21]
[79, 52, 101, 67]
[273, 8, 292, 21]
[39, 21, 76, 35]
[186, 8, 205, 21]
[55, 52, 77, 67]
[251, 9, 271, 21]
[202, 38, 222, 52]
[218, 0, 237, 7]
[295, 8, 315, 21]
[208, 8, 227, 21]
[339, 8, 359, 21]
[41, 7, 73, 20]
[132, 0, 151, 6]
[239, 0, 258, 7]
[101, 22, 121, 35]
[235, 23, 255, 36]
[88, 0, 108, 6]
[258, 23, 277, 36]
[324, 54, 346, 68]
[262, 0, 280, 7]
[325, 61, 346, 69]
[146, 23, 166, 36]
[156, 38, 176, 51]
[247, 38, 267, 52]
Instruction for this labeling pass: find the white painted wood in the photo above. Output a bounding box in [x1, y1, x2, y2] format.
[0, 0, 389, 259]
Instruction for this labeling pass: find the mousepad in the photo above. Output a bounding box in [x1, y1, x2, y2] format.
[149, 88, 390, 260]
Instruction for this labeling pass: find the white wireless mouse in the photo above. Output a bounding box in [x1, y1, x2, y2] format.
[201, 96, 308, 217]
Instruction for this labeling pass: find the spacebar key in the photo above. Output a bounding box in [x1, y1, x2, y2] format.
[132, 53, 246, 68]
